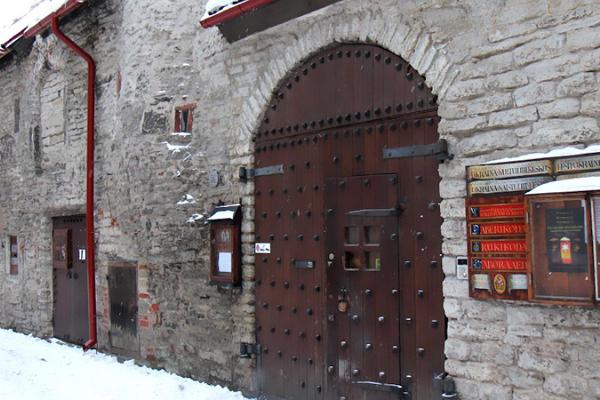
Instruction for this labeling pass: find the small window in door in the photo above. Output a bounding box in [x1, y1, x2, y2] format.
[344, 251, 360, 270]
[365, 251, 382, 271]
[345, 226, 360, 245]
[364, 226, 381, 245]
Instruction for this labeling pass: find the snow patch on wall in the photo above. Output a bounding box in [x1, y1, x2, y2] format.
[526, 176, 600, 195]
[487, 144, 600, 164]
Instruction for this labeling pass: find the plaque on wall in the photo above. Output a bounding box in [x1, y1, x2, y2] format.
[527, 195, 594, 303]
[466, 195, 529, 300]
[467, 151, 600, 304]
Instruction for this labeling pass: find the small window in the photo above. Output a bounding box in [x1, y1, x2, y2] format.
[365, 251, 382, 271]
[174, 103, 196, 133]
[364, 226, 381, 245]
[9, 236, 18, 275]
[344, 226, 360, 245]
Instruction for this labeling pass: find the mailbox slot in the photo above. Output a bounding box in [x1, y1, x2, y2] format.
[208, 204, 242, 286]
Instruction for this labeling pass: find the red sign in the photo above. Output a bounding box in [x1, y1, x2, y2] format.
[470, 222, 526, 236]
[473, 258, 528, 271]
[469, 203, 525, 219]
[471, 240, 527, 254]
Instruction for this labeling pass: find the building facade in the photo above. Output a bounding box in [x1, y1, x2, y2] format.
[1, 0, 600, 399]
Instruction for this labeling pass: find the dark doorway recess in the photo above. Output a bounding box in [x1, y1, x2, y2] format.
[53, 215, 88, 345]
[254, 44, 445, 399]
[108, 262, 139, 356]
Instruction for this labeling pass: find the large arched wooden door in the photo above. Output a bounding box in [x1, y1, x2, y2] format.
[254, 44, 445, 400]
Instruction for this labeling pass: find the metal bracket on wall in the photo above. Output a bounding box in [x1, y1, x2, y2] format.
[383, 139, 453, 162]
[240, 342, 259, 358]
[239, 164, 284, 182]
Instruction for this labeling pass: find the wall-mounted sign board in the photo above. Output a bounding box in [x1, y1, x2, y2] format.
[466, 195, 529, 300]
[466, 150, 600, 303]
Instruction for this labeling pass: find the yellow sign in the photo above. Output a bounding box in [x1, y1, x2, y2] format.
[468, 160, 553, 181]
[555, 154, 600, 174]
[468, 176, 553, 195]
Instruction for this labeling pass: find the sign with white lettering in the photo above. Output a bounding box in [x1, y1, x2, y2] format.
[508, 274, 528, 292]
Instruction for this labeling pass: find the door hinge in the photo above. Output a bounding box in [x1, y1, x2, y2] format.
[383, 139, 453, 162]
[240, 342, 259, 358]
[239, 164, 284, 182]
[346, 207, 401, 217]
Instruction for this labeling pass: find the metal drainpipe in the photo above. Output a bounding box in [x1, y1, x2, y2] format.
[50, 14, 97, 351]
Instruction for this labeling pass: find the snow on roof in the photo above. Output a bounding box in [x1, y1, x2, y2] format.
[207, 210, 236, 221]
[526, 176, 600, 196]
[203, 0, 245, 19]
[0, 0, 69, 47]
[207, 204, 241, 221]
[486, 144, 600, 165]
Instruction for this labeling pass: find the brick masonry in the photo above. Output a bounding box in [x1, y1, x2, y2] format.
[0, 0, 600, 398]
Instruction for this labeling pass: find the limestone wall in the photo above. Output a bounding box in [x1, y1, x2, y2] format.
[1, 0, 600, 398]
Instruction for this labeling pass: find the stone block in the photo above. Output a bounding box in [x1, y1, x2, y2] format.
[514, 81, 557, 107]
[514, 34, 566, 66]
[556, 72, 596, 97]
[443, 278, 470, 299]
[453, 378, 512, 400]
[523, 116, 600, 147]
[445, 337, 471, 360]
[487, 70, 529, 89]
[440, 198, 466, 219]
[543, 373, 589, 397]
[537, 98, 580, 118]
[581, 91, 600, 116]
[457, 129, 518, 156]
[464, 92, 514, 115]
[488, 105, 538, 128]
[566, 26, 600, 50]
[439, 178, 467, 198]
[441, 219, 466, 240]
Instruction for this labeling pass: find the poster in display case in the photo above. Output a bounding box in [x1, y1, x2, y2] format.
[592, 196, 600, 301]
[527, 195, 594, 304]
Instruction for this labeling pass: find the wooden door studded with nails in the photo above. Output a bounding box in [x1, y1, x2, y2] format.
[255, 44, 444, 400]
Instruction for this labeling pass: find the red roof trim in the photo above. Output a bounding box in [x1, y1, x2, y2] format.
[200, 0, 276, 28]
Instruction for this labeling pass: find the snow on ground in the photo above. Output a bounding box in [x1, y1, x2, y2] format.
[0, 329, 250, 400]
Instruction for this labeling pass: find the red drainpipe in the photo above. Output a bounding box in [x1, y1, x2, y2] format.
[51, 14, 97, 351]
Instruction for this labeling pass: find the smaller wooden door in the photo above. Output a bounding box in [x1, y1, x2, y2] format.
[326, 174, 403, 399]
[53, 216, 88, 344]
[109, 263, 139, 353]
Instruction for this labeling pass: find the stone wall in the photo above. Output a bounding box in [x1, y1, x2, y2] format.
[1, 0, 600, 398]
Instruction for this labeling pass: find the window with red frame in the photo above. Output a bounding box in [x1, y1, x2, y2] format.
[174, 104, 196, 133]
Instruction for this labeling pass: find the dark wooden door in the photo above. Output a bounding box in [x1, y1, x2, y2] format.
[255, 44, 444, 400]
[53, 215, 88, 345]
[325, 174, 402, 399]
[109, 263, 139, 354]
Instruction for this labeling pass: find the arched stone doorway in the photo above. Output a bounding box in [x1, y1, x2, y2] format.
[254, 43, 445, 400]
